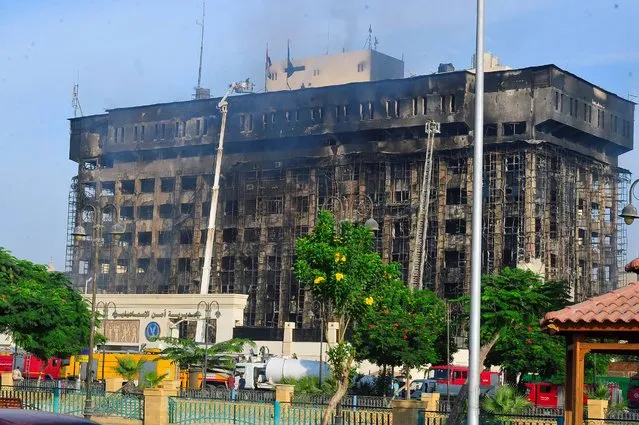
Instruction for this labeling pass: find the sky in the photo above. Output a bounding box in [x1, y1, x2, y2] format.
[0, 0, 637, 270]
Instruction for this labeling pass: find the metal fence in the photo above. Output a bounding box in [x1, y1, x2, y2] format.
[168, 398, 392, 425]
[12, 379, 105, 393]
[179, 388, 276, 403]
[419, 411, 563, 425]
[293, 394, 392, 409]
[0, 385, 142, 420]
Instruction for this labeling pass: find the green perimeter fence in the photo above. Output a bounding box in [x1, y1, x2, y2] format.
[0, 385, 143, 420]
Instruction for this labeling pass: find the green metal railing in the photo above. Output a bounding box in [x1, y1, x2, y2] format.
[0, 385, 143, 420]
[168, 398, 392, 425]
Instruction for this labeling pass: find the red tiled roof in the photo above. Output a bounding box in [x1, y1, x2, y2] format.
[625, 257, 639, 273]
[542, 282, 639, 327]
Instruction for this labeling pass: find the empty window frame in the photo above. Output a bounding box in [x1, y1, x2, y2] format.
[157, 258, 171, 274]
[179, 229, 193, 245]
[138, 205, 154, 220]
[445, 219, 466, 234]
[121, 180, 135, 195]
[138, 231, 152, 246]
[449, 95, 456, 112]
[160, 178, 175, 192]
[412, 98, 418, 116]
[116, 259, 129, 274]
[120, 206, 134, 221]
[267, 227, 283, 242]
[263, 197, 283, 214]
[223, 228, 238, 243]
[502, 122, 526, 136]
[158, 204, 173, 218]
[140, 178, 155, 193]
[181, 176, 197, 191]
[244, 228, 260, 242]
[180, 203, 194, 215]
[101, 182, 115, 196]
[83, 183, 96, 198]
[294, 196, 309, 213]
[157, 231, 171, 245]
[137, 258, 150, 274]
[177, 258, 191, 273]
[446, 188, 467, 205]
[225, 200, 239, 216]
[484, 124, 497, 137]
[196, 120, 201, 136]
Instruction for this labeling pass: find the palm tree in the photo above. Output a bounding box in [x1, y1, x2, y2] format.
[482, 385, 531, 419]
[141, 371, 169, 389]
[113, 356, 146, 391]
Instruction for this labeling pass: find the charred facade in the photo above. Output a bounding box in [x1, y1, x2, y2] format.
[66, 65, 634, 330]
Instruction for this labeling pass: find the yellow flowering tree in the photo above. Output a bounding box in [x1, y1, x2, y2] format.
[295, 211, 399, 425]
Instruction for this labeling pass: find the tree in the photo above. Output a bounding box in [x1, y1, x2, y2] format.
[448, 268, 569, 425]
[113, 357, 146, 391]
[0, 249, 96, 367]
[156, 337, 252, 372]
[353, 279, 448, 399]
[482, 386, 531, 418]
[142, 371, 169, 389]
[295, 211, 398, 425]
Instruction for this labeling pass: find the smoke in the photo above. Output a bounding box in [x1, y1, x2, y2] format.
[329, 3, 359, 52]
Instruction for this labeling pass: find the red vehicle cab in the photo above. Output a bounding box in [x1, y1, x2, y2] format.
[525, 382, 588, 409]
[0, 354, 63, 380]
[428, 365, 499, 387]
[628, 375, 639, 408]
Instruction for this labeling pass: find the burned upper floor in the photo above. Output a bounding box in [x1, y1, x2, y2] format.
[69, 64, 634, 170]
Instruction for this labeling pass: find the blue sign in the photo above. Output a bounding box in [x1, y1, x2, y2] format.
[145, 322, 161, 341]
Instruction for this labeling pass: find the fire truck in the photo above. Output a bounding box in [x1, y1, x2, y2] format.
[0, 353, 64, 380]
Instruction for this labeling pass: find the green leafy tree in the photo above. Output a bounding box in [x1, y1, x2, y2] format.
[156, 337, 253, 384]
[295, 211, 398, 425]
[113, 357, 146, 391]
[448, 268, 570, 425]
[141, 371, 169, 389]
[0, 248, 96, 375]
[353, 279, 448, 399]
[482, 385, 531, 419]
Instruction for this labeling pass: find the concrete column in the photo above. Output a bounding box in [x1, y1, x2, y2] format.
[275, 384, 295, 403]
[283, 322, 295, 356]
[143, 388, 169, 425]
[587, 399, 608, 424]
[105, 377, 124, 392]
[391, 399, 430, 425]
[326, 322, 339, 344]
[420, 392, 440, 411]
[1, 372, 13, 387]
[161, 380, 181, 397]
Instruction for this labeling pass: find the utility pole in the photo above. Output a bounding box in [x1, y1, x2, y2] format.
[468, 0, 485, 424]
[196, 1, 205, 89]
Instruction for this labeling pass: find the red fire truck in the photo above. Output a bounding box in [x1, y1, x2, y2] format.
[0, 353, 64, 380]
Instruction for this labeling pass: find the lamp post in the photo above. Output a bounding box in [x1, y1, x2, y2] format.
[320, 194, 379, 231]
[468, 0, 486, 424]
[197, 300, 221, 390]
[308, 300, 324, 386]
[619, 179, 639, 225]
[96, 301, 117, 382]
[73, 206, 124, 419]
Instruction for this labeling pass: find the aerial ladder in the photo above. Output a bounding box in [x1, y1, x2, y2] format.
[196, 79, 254, 343]
[407, 121, 440, 290]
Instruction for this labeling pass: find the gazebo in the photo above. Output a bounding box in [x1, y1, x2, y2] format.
[541, 282, 639, 425]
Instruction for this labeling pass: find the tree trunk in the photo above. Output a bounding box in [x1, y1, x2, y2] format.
[447, 332, 500, 425]
[404, 366, 411, 400]
[320, 355, 354, 425]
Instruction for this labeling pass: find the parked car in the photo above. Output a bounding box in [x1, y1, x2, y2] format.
[0, 409, 99, 424]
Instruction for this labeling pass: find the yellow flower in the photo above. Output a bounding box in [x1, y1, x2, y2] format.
[314, 276, 325, 284]
[365, 296, 374, 306]
[335, 252, 341, 263]
[341, 255, 347, 263]
[335, 273, 344, 281]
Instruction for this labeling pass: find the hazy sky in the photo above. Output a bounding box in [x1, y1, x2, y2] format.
[0, 0, 637, 270]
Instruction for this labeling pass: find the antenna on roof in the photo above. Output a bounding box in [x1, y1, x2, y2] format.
[71, 75, 83, 118]
[196, 0, 205, 89]
[193, 1, 210, 99]
[364, 25, 373, 50]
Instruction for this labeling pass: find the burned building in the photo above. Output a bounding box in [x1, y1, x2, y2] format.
[66, 64, 634, 330]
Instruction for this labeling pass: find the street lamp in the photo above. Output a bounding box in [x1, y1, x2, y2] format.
[197, 300, 221, 390]
[73, 203, 124, 419]
[320, 194, 379, 231]
[308, 300, 324, 386]
[96, 301, 117, 382]
[619, 180, 639, 225]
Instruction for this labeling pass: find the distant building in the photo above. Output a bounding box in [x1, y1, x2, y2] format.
[469, 52, 511, 73]
[266, 50, 404, 92]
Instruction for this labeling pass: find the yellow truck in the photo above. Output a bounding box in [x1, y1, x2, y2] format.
[60, 351, 179, 383]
